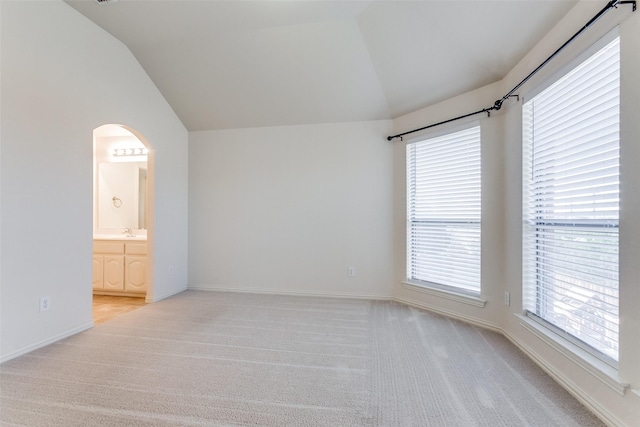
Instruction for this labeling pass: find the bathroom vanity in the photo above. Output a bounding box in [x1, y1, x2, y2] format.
[92, 132, 149, 297]
[93, 236, 147, 297]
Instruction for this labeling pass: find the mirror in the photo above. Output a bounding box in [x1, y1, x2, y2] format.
[97, 162, 147, 230]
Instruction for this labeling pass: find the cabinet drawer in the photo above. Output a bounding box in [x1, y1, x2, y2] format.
[94, 242, 125, 254]
[126, 243, 147, 255]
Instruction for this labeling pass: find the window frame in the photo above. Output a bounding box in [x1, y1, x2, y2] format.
[521, 30, 621, 366]
[405, 121, 482, 296]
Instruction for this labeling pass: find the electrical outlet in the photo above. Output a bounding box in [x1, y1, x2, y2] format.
[504, 292, 510, 306]
[348, 267, 356, 277]
[40, 297, 50, 312]
[169, 265, 174, 275]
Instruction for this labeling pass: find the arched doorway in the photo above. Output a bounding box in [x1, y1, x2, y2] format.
[92, 124, 154, 323]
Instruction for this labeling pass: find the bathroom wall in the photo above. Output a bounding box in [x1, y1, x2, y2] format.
[94, 132, 148, 233]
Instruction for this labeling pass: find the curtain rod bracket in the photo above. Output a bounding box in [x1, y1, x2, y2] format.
[617, 1, 636, 11]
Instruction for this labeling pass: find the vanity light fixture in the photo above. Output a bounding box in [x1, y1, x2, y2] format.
[113, 147, 148, 157]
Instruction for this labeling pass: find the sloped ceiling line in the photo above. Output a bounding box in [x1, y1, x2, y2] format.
[386, 0, 635, 142]
[64, 0, 579, 131]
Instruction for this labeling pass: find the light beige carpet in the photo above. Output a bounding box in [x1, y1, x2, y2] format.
[1, 290, 604, 426]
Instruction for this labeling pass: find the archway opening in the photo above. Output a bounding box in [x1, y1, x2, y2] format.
[91, 124, 154, 324]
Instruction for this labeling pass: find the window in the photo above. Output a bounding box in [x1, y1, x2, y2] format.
[407, 125, 481, 294]
[522, 36, 620, 363]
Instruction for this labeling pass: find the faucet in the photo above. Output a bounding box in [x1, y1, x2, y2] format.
[123, 227, 134, 237]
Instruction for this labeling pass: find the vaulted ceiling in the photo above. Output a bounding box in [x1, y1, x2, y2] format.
[65, 0, 577, 131]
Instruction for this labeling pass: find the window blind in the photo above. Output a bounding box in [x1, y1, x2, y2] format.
[523, 37, 620, 362]
[407, 125, 481, 293]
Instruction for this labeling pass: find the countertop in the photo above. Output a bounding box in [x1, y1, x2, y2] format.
[93, 234, 147, 241]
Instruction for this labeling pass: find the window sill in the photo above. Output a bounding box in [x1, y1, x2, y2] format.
[515, 313, 629, 396]
[402, 281, 486, 308]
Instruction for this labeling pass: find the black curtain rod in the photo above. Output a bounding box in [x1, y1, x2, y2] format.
[387, 0, 636, 142]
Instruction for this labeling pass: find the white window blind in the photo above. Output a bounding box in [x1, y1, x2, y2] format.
[523, 36, 620, 362]
[407, 125, 481, 293]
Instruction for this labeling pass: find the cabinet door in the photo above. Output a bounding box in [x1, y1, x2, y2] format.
[103, 255, 124, 291]
[125, 256, 146, 292]
[92, 255, 104, 290]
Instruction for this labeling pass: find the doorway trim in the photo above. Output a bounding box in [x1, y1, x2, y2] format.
[93, 124, 155, 302]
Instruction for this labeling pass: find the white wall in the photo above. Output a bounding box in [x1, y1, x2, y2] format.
[0, 0, 188, 361]
[189, 121, 394, 298]
[2, 0, 636, 423]
[94, 133, 147, 233]
[618, 4, 640, 392]
[392, 1, 640, 425]
[392, 82, 506, 330]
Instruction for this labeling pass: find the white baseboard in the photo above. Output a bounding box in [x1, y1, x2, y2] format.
[187, 285, 393, 301]
[393, 293, 628, 427]
[502, 329, 624, 427]
[1, 284, 629, 426]
[393, 295, 501, 332]
[0, 321, 94, 364]
[147, 285, 187, 303]
[402, 281, 487, 308]
[515, 315, 627, 395]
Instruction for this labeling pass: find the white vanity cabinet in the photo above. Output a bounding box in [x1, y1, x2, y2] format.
[93, 239, 147, 296]
[124, 243, 147, 293]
